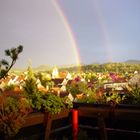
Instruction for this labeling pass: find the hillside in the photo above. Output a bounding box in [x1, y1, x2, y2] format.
[125, 60, 140, 64]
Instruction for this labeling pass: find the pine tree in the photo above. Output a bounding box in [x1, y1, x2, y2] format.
[0, 45, 23, 79]
[22, 65, 43, 110]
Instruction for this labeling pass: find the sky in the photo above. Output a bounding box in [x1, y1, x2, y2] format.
[0, 0, 140, 68]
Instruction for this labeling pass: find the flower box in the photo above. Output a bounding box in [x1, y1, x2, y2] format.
[0, 109, 71, 140]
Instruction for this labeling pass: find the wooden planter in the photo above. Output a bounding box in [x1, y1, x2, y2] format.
[24, 109, 71, 140]
[73, 102, 140, 120]
[1, 109, 71, 140]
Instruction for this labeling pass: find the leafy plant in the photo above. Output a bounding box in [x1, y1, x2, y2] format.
[125, 84, 140, 104]
[101, 92, 125, 104]
[66, 81, 81, 98]
[0, 94, 31, 137]
[42, 93, 73, 114]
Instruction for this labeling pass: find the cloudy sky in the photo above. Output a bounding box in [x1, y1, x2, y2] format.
[0, 0, 140, 68]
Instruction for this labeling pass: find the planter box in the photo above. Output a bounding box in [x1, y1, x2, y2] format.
[1, 109, 71, 140]
[23, 112, 45, 127]
[44, 109, 71, 140]
[23, 109, 71, 140]
[73, 103, 140, 121]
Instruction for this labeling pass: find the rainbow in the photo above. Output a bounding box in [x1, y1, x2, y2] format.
[51, 0, 81, 67]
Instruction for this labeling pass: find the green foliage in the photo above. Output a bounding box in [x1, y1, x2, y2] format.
[66, 82, 81, 98]
[23, 67, 37, 94]
[42, 93, 73, 114]
[101, 92, 126, 104]
[125, 84, 140, 104]
[84, 72, 98, 82]
[22, 66, 43, 110]
[60, 63, 140, 74]
[0, 94, 31, 137]
[0, 45, 23, 79]
[42, 93, 64, 114]
[62, 96, 73, 109]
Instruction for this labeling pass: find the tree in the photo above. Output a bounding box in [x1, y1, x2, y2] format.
[0, 45, 23, 79]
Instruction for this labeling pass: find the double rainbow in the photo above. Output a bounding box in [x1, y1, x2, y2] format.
[51, 0, 81, 67]
[51, 0, 112, 67]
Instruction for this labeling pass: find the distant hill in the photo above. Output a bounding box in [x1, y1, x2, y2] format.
[33, 65, 52, 71]
[34, 64, 80, 71]
[11, 60, 140, 73]
[125, 60, 140, 64]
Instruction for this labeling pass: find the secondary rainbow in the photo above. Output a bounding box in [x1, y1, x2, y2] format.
[92, 0, 112, 62]
[51, 0, 81, 67]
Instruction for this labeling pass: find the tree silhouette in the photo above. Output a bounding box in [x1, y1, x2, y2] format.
[0, 45, 23, 79]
